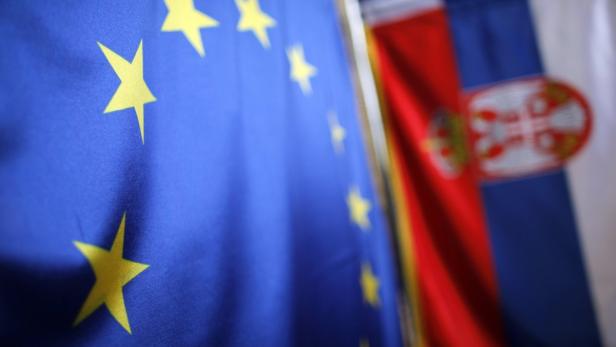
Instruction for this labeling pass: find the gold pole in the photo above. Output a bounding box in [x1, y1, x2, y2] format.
[334, 0, 416, 346]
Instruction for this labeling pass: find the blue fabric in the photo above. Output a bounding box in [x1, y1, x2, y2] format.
[0, 1, 402, 346]
[482, 173, 600, 346]
[445, 0, 601, 345]
[446, 0, 543, 86]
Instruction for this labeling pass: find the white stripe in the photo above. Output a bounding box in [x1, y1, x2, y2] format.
[361, 0, 442, 26]
[530, 0, 616, 345]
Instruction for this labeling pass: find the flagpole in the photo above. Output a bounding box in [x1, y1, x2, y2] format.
[334, 0, 416, 346]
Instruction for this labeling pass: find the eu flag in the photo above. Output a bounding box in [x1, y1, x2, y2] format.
[0, 1, 403, 346]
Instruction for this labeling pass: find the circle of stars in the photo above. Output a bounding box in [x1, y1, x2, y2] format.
[78, 2, 383, 345]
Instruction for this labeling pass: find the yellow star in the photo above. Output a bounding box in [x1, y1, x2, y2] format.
[161, 0, 219, 57]
[347, 186, 372, 230]
[360, 263, 380, 307]
[236, 0, 276, 49]
[360, 339, 370, 347]
[73, 213, 149, 334]
[98, 41, 156, 143]
[328, 111, 346, 154]
[287, 44, 317, 95]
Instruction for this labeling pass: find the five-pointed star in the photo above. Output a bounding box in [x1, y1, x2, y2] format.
[162, 0, 219, 57]
[360, 339, 371, 347]
[98, 41, 156, 143]
[347, 186, 372, 230]
[328, 111, 346, 153]
[73, 213, 149, 334]
[360, 263, 380, 307]
[236, 0, 276, 48]
[287, 44, 317, 95]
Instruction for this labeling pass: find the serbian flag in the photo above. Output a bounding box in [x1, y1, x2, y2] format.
[362, 0, 616, 346]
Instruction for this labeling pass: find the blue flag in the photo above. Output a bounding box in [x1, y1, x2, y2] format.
[0, 1, 403, 346]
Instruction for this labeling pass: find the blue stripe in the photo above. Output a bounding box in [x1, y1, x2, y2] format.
[445, 0, 601, 345]
[482, 173, 600, 346]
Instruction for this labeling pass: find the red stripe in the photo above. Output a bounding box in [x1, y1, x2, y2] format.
[371, 9, 505, 347]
